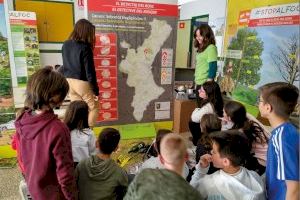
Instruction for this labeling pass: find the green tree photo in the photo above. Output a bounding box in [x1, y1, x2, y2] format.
[226, 28, 264, 86]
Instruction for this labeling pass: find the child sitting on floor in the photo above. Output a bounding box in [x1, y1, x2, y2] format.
[222, 100, 269, 175]
[64, 100, 96, 167]
[190, 130, 265, 200]
[125, 134, 201, 200]
[75, 128, 128, 200]
[195, 113, 222, 174]
[139, 129, 189, 179]
[189, 81, 224, 145]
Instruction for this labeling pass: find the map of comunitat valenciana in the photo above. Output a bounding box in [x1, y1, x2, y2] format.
[119, 19, 172, 121]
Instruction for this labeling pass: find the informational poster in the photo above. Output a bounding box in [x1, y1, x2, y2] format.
[95, 33, 119, 121]
[0, 0, 15, 126]
[221, 0, 299, 116]
[88, 0, 178, 125]
[9, 11, 40, 108]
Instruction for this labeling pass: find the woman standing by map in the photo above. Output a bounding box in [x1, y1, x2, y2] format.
[62, 19, 99, 127]
[193, 24, 218, 106]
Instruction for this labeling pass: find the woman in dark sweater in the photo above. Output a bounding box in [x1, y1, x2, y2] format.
[62, 19, 99, 127]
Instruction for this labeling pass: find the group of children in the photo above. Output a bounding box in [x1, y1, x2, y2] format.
[12, 66, 299, 200]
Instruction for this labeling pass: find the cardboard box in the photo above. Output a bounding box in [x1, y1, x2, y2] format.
[173, 99, 197, 133]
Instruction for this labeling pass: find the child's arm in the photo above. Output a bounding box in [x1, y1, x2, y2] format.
[191, 104, 212, 123]
[116, 169, 129, 200]
[190, 154, 211, 186]
[52, 126, 78, 200]
[276, 129, 299, 200]
[118, 169, 129, 187]
[88, 133, 97, 155]
[11, 134, 17, 150]
[286, 180, 299, 200]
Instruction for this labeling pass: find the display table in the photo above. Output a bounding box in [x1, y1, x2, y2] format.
[173, 99, 197, 133]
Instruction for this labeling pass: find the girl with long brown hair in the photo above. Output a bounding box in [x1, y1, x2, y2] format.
[193, 24, 218, 106]
[62, 19, 99, 127]
[64, 100, 97, 167]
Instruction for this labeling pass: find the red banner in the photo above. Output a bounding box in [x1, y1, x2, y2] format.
[88, 0, 178, 17]
[9, 19, 37, 26]
[94, 33, 119, 122]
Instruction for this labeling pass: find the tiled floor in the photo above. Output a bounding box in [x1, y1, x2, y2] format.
[0, 167, 21, 199]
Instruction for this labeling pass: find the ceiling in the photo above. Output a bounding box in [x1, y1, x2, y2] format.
[178, 0, 198, 5]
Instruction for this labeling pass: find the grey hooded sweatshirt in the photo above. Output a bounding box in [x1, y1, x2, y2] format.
[75, 155, 128, 200]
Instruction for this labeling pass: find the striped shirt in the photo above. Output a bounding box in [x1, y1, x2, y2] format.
[266, 122, 299, 200]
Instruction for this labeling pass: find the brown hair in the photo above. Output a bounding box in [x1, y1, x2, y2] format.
[224, 101, 268, 144]
[199, 81, 224, 117]
[64, 100, 89, 131]
[24, 66, 69, 111]
[259, 82, 299, 119]
[199, 113, 222, 151]
[69, 19, 95, 49]
[194, 24, 216, 53]
[155, 129, 172, 155]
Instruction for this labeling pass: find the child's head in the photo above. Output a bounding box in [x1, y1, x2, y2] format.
[259, 82, 299, 120]
[199, 82, 224, 117]
[159, 134, 187, 167]
[154, 129, 172, 155]
[199, 114, 222, 149]
[200, 113, 222, 134]
[64, 100, 89, 131]
[194, 24, 215, 52]
[224, 101, 268, 144]
[223, 101, 247, 128]
[69, 19, 95, 48]
[97, 128, 120, 155]
[209, 130, 250, 168]
[25, 66, 69, 110]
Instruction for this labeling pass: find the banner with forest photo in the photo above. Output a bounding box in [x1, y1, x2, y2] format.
[221, 0, 299, 117]
[0, 0, 17, 162]
[0, 0, 15, 127]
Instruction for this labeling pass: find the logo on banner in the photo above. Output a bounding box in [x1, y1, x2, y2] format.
[179, 22, 185, 29]
[78, 0, 84, 9]
[239, 10, 251, 26]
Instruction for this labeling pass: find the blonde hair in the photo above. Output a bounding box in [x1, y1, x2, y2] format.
[160, 134, 187, 166]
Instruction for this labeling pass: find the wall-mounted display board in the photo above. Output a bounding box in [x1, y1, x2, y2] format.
[0, 0, 15, 125]
[9, 11, 41, 108]
[15, 0, 74, 42]
[221, 0, 299, 116]
[87, 0, 178, 126]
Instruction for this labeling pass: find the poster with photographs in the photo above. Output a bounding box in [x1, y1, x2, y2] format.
[222, 0, 299, 118]
[9, 11, 41, 107]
